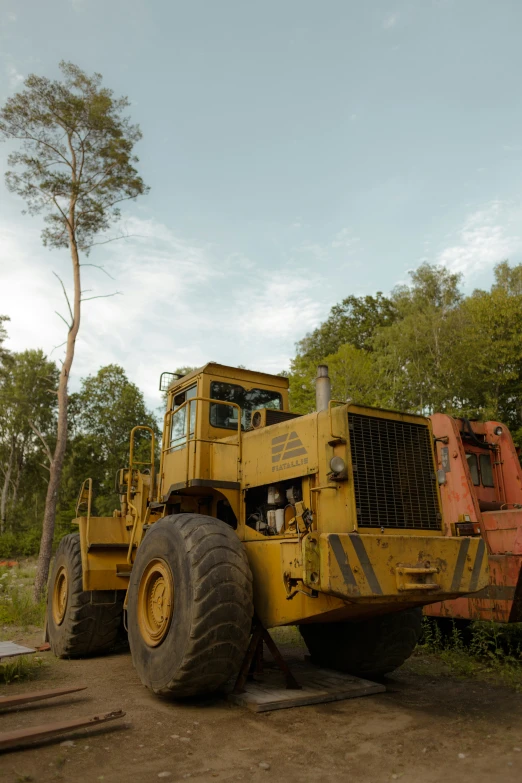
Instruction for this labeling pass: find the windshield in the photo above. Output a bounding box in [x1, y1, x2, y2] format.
[466, 453, 480, 486]
[209, 381, 283, 430]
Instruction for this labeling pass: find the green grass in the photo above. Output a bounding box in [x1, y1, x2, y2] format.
[0, 563, 46, 628]
[0, 654, 45, 685]
[416, 616, 522, 690]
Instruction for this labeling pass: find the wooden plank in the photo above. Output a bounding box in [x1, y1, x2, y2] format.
[0, 686, 87, 709]
[0, 642, 36, 661]
[0, 710, 125, 752]
[228, 665, 385, 713]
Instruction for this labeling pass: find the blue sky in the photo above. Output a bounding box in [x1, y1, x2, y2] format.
[2, 0, 522, 407]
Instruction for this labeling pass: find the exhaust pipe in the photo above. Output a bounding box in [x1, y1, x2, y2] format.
[315, 364, 331, 412]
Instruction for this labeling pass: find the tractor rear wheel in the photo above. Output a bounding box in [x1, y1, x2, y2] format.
[127, 513, 253, 698]
[47, 533, 124, 658]
[299, 608, 422, 679]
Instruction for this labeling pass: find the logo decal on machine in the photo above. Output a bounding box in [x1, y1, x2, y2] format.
[271, 432, 308, 472]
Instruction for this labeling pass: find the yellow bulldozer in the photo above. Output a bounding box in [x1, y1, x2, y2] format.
[46, 363, 489, 698]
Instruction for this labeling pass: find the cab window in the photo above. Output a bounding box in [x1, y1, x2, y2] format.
[466, 453, 480, 486]
[480, 454, 495, 487]
[209, 381, 282, 431]
[170, 385, 197, 449]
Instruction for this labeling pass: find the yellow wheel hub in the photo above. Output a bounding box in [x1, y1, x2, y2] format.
[137, 559, 174, 647]
[52, 565, 68, 626]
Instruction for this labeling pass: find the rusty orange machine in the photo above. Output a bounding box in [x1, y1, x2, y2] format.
[426, 414, 522, 623]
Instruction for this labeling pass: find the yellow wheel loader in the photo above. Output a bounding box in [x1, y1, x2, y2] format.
[46, 363, 489, 697]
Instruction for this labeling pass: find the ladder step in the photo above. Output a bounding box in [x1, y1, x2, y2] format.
[87, 543, 130, 551]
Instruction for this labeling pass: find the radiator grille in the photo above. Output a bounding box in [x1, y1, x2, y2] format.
[349, 413, 441, 530]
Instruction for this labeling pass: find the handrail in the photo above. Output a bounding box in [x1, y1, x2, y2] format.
[328, 399, 348, 440]
[158, 396, 242, 498]
[127, 426, 156, 506]
[126, 426, 156, 564]
[75, 478, 93, 548]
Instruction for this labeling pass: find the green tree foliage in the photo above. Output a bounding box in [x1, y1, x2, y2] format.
[61, 364, 159, 520]
[0, 61, 149, 597]
[0, 362, 158, 555]
[0, 317, 9, 363]
[290, 293, 396, 411]
[290, 261, 522, 445]
[0, 350, 59, 534]
[0, 62, 148, 251]
[296, 292, 397, 362]
[371, 264, 467, 412]
[462, 262, 522, 442]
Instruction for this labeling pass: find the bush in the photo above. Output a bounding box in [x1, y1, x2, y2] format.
[0, 565, 45, 627]
[0, 529, 41, 558]
[0, 655, 44, 684]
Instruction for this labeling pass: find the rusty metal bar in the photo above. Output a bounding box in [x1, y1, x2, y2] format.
[233, 619, 301, 694]
[261, 628, 302, 690]
[0, 685, 87, 710]
[0, 709, 125, 752]
[233, 624, 264, 694]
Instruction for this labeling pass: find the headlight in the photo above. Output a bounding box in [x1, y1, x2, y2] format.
[330, 456, 346, 474]
[494, 426, 503, 436]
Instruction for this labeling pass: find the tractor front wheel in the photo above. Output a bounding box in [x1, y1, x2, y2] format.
[127, 513, 253, 698]
[47, 534, 124, 657]
[299, 608, 422, 679]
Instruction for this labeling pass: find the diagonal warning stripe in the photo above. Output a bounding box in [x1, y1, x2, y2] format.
[450, 537, 470, 592]
[469, 538, 486, 592]
[349, 534, 383, 595]
[330, 535, 359, 594]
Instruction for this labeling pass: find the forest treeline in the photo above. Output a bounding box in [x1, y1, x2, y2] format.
[0, 317, 158, 556]
[1, 260, 522, 556]
[289, 261, 522, 449]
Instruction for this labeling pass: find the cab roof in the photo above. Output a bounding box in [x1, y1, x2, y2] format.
[167, 362, 289, 391]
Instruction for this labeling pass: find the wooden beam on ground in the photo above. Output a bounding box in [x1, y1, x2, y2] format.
[0, 685, 87, 709]
[0, 709, 125, 752]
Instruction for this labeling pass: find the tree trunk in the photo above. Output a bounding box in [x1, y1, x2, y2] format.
[10, 442, 24, 512]
[33, 229, 81, 600]
[0, 436, 15, 535]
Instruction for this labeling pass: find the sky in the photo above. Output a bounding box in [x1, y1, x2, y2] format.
[2, 0, 522, 409]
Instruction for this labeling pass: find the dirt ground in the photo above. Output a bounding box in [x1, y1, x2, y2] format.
[1, 629, 522, 783]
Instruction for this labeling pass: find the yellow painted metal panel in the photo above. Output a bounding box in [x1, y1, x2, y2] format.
[309, 532, 489, 602]
[241, 416, 318, 488]
[243, 538, 348, 628]
[77, 516, 130, 591]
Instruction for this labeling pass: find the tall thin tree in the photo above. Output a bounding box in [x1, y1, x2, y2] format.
[0, 62, 149, 597]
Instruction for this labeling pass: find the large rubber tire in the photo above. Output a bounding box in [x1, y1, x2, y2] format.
[299, 608, 422, 679]
[127, 513, 253, 698]
[47, 533, 124, 658]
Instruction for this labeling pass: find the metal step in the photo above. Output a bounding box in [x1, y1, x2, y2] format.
[87, 543, 132, 551]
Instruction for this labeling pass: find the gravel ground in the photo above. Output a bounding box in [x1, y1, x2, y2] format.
[1, 627, 522, 783]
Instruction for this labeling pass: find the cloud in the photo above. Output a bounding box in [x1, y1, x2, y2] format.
[331, 228, 360, 251]
[436, 200, 522, 276]
[1, 214, 328, 406]
[7, 12, 16, 22]
[6, 64, 24, 91]
[382, 12, 399, 29]
[297, 227, 360, 258]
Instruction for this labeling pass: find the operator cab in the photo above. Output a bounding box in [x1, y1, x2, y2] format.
[458, 418, 522, 512]
[459, 421, 498, 510]
[157, 364, 290, 508]
[159, 363, 289, 452]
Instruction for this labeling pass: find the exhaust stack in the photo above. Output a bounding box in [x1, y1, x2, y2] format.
[315, 364, 331, 412]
